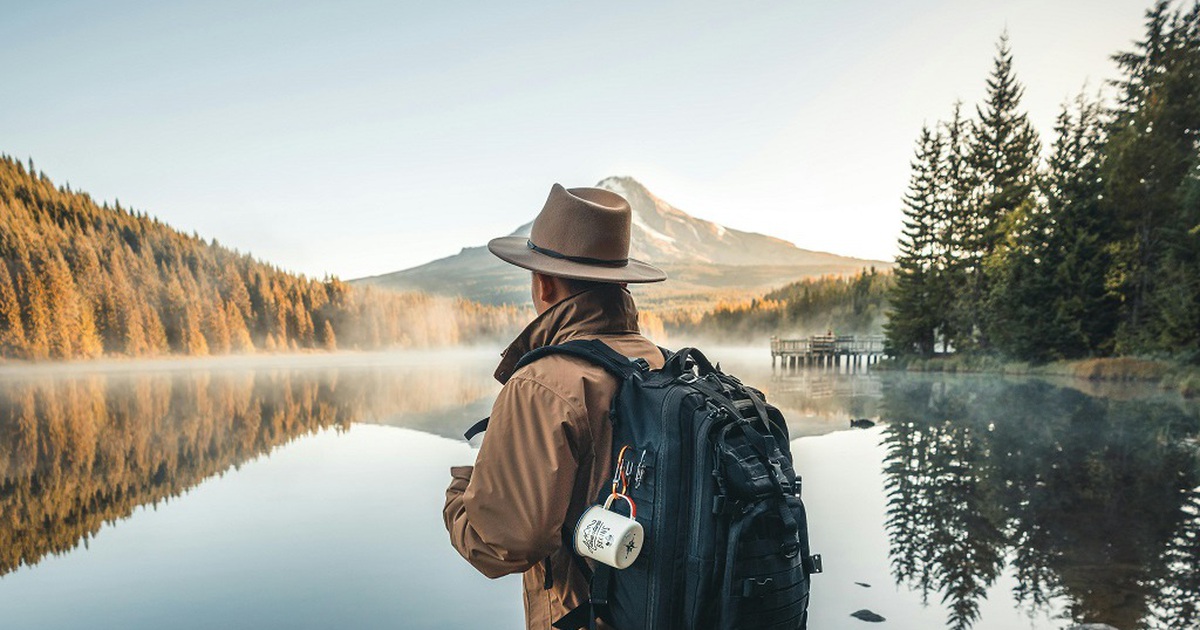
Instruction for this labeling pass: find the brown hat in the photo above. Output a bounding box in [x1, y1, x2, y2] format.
[487, 183, 667, 283]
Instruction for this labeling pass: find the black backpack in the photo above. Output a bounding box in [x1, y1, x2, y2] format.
[503, 340, 823, 629]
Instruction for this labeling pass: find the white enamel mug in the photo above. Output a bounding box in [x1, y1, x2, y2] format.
[573, 493, 644, 569]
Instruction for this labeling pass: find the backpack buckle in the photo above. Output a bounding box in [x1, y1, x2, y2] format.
[770, 461, 792, 492]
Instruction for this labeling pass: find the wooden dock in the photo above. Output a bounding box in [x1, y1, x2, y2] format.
[770, 334, 887, 369]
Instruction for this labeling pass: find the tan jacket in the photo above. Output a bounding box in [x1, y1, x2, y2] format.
[444, 286, 664, 629]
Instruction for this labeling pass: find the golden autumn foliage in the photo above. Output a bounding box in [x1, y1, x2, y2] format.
[0, 363, 498, 576]
[0, 156, 528, 360]
[658, 268, 891, 342]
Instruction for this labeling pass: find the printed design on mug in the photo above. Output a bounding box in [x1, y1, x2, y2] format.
[621, 532, 638, 560]
[581, 518, 615, 553]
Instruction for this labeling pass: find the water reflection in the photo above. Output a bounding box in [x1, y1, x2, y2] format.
[880, 377, 1200, 630]
[769, 369, 883, 421]
[3, 352, 1199, 630]
[0, 357, 497, 578]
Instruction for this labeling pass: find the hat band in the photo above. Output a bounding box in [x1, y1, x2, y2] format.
[527, 240, 629, 267]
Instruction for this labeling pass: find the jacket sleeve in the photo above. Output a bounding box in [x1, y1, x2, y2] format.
[443, 375, 585, 579]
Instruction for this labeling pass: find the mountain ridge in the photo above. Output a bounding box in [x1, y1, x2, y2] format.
[352, 177, 891, 307]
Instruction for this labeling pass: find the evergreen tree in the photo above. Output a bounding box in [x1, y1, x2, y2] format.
[1104, 1, 1200, 355]
[886, 126, 943, 356]
[0, 260, 26, 356]
[987, 91, 1116, 362]
[933, 103, 976, 352]
[18, 260, 51, 359]
[984, 197, 1060, 361]
[225, 301, 254, 353]
[203, 290, 231, 354]
[1045, 92, 1119, 358]
[321, 320, 337, 351]
[966, 32, 1042, 350]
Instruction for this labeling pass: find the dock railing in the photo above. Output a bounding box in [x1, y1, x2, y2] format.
[770, 334, 887, 369]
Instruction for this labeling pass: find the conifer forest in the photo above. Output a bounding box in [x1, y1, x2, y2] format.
[886, 1, 1200, 364]
[0, 156, 527, 360]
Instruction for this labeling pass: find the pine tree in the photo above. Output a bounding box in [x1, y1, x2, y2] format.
[933, 103, 976, 352]
[984, 197, 1060, 361]
[985, 91, 1118, 362]
[203, 290, 231, 354]
[886, 126, 943, 356]
[225, 301, 254, 352]
[1104, 1, 1200, 355]
[966, 32, 1042, 350]
[182, 304, 209, 356]
[1045, 92, 1118, 358]
[0, 260, 27, 356]
[142, 301, 169, 354]
[20, 263, 52, 360]
[321, 320, 337, 351]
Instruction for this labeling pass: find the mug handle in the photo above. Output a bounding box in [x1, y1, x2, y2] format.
[604, 492, 637, 519]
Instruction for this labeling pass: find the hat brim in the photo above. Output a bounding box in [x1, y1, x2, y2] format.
[487, 236, 667, 283]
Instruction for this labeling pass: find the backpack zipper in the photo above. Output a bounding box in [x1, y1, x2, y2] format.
[645, 384, 694, 629]
[689, 405, 724, 557]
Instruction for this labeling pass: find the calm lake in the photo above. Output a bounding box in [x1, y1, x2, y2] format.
[0, 348, 1197, 630]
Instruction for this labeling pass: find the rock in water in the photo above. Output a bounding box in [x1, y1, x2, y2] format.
[851, 609, 886, 622]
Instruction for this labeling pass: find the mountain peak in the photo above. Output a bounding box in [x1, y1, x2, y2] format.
[352, 177, 890, 306]
[595, 175, 647, 195]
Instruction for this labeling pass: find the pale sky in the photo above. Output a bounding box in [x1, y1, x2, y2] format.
[0, 0, 1153, 279]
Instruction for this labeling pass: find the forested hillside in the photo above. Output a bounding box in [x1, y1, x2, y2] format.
[662, 268, 890, 342]
[0, 156, 526, 360]
[887, 2, 1200, 363]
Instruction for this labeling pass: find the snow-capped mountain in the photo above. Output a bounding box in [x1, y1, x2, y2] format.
[351, 177, 890, 307]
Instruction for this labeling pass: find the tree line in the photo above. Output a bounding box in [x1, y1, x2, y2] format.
[886, 1, 1200, 363]
[660, 268, 890, 343]
[0, 155, 528, 360]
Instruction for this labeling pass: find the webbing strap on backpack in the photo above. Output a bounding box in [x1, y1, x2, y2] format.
[552, 564, 613, 630]
[462, 339, 650, 441]
[513, 338, 650, 380]
[463, 417, 490, 440]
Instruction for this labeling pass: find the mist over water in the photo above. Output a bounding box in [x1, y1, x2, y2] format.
[0, 348, 1196, 629]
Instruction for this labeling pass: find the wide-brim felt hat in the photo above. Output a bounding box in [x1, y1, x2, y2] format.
[487, 183, 667, 283]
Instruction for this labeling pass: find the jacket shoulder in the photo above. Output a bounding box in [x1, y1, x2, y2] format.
[510, 352, 606, 396]
[513, 335, 663, 383]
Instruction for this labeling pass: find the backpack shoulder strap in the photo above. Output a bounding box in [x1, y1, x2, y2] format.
[464, 340, 646, 441]
[514, 338, 649, 380]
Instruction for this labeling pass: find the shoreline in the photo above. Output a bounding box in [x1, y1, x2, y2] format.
[0, 346, 505, 377]
[876, 355, 1200, 398]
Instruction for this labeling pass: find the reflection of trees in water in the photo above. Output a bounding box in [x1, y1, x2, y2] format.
[883, 382, 1005, 630]
[0, 364, 495, 577]
[1146, 488, 1200, 629]
[881, 377, 1200, 630]
[767, 370, 883, 420]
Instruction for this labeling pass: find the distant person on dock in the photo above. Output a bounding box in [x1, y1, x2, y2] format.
[443, 183, 667, 629]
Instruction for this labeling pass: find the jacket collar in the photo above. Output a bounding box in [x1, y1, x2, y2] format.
[494, 284, 641, 384]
